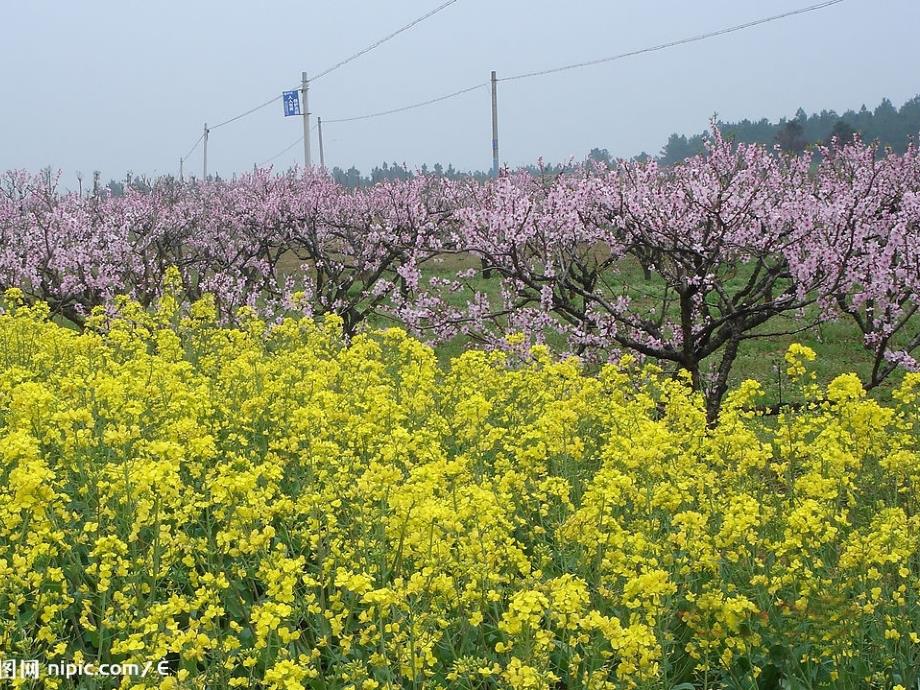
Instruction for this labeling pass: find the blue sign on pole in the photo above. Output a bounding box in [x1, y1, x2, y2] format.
[283, 90, 301, 117]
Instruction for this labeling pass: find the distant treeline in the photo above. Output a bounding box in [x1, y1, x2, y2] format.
[329, 162, 492, 188]
[327, 161, 572, 189]
[99, 94, 920, 193]
[326, 95, 920, 187]
[651, 94, 920, 165]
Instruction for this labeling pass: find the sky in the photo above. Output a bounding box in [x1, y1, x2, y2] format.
[2, 0, 918, 185]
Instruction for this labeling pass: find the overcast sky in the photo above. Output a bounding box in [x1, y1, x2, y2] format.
[2, 0, 918, 184]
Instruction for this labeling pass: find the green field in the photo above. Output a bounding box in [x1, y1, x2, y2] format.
[348, 253, 915, 409]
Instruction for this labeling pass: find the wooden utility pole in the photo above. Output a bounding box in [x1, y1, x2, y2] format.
[202, 123, 209, 179]
[491, 70, 499, 178]
[318, 116, 325, 169]
[302, 72, 311, 168]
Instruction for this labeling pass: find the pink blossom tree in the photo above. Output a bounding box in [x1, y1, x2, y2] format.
[412, 130, 916, 419]
[0, 167, 451, 336]
[808, 138, 920, 385]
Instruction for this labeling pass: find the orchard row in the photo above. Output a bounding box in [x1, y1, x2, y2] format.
[2, 128, 918, 416]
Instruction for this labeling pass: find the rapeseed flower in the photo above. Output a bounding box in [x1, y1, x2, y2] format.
[0, 293, 917, 688]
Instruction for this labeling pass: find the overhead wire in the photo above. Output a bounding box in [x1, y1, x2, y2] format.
[318, 0, 845, 127]
[185, 0, 463, 145]
[324, 82, 488, 124]
[259, 136, 304, 167]
[246, 0, 846, 166]
[258, 123, 319, 167]
[182, 132, 205, 160]
[211, 94, 282, 131]
[311, 0, 461, 82]
[499, 0, 846, 82]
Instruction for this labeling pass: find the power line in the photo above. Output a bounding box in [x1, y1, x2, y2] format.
[260, 136, 304, 167]
[312, 0, 462, 82]
[324, 82, 488, 124]
[211, 94, 281, 131]
[205, 0, 849, 168]
[318, 0, 844, 127]
[258, 123, 318, 167]
[500, 0, 846, 82]
[191, 0, 463, 142]
[182, 132, 205, 160]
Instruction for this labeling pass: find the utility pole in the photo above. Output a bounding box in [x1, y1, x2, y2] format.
[302, 72, 311, 169]
[202, 122, 209, 180]
[179, 157, 184, 182]
[491, 70, 499, 178]
[317, 116, 325, 169]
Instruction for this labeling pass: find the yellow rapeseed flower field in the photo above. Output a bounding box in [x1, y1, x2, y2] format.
[0, 283, 918, 689]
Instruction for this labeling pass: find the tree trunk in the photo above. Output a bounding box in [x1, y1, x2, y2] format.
[705, 337, 740, 425]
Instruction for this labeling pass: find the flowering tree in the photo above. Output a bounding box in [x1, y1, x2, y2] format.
[416, 130, 918, 419]
[0, 170, 162, 324]
[807, 139, 920, 385]
[282, 172, 452, 336]
[0, 168, 450, 335]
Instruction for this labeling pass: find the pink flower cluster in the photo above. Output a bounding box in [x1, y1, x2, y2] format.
[0, 168, 451, 336]
[412, 129, 920, 415]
